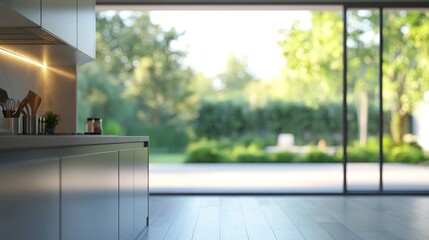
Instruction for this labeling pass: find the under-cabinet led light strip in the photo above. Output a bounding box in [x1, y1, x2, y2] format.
[0, 48, 46, 68]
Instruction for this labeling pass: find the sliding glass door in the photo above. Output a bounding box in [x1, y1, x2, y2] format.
[382, 9, 429, 191]
[345, 8, 382, 192]
[344, 7, 429, 193]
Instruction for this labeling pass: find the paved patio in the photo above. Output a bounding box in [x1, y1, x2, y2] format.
[149, 163, 429, 193]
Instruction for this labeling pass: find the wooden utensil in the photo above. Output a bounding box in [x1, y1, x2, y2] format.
[13, 97, 28, 117]
[26, 90, 42, 116]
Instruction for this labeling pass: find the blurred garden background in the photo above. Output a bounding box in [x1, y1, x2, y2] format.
[77, 9, 429, 191]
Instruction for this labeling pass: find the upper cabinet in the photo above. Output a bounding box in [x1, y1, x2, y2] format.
[0, 0, 95, 64]
[42, 0, 77, 48]
[0, 0, 41, 25]
[77, 0, 95, 59]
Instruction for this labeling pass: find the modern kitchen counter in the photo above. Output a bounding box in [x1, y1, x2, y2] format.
[0, 135, 149, 151]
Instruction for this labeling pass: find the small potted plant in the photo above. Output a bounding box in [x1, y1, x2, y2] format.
[44, 111, 61, 134]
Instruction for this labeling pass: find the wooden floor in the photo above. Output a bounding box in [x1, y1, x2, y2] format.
[139, 196, 429, 240]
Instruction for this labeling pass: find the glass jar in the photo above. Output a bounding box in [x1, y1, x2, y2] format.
[85, 118, 102, 135]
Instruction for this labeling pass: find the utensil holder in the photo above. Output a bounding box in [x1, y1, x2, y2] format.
[23, 116, 39, 135]
[2, 117, 23, 134]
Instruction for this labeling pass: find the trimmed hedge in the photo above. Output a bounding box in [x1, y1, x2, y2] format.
[194, 100, 385, 145]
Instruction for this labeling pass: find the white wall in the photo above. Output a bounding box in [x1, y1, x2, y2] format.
[0, 51, 77, 133]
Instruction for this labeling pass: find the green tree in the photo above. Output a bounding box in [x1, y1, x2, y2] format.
[127, 53, 195, 127]
[215, 53, 258, 100]
[77, 60, 132, 134]
[78, 11, 196, 137]
[277, 11, 343, 105]
[383, 10, 429, 144]
[346, 10, 380, 145]
[277, 10, 429, 145]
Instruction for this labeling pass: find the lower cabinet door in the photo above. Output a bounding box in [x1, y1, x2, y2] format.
[0, 154, 60, 240]
[61, 151, 118, 240]
[134, 147, 149, 236]
[119, 149, 134, 240]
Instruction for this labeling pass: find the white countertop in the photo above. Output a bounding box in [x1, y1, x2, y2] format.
[0, 135, 149, 151]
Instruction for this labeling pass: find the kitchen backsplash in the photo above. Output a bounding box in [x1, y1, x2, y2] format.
[0, 52, 77, 133]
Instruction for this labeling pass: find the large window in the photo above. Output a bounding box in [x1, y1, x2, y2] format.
[78, 6, 429, 193]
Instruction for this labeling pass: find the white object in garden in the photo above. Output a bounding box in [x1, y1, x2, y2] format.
[413, 99, 429, 151]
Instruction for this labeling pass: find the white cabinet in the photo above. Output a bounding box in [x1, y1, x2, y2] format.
[61, 151, 119, 240]
[0, 0, 40, 25]
[0, 0, 95, 63]
[78, 0, 95, 59]
[120, 146, 150, 240]
[42, 0, 77, 47]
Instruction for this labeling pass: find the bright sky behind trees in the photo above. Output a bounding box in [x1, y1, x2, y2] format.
[149, 10, 312, 80]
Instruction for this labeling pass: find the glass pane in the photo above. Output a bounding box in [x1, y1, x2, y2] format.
[78, 9, 344, 193]
[383, 9, 429, 191]
[346, 9, 381, 191]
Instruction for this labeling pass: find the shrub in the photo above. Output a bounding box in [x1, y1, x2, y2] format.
[185, 139, 229, 163]
[387, 144, 425, 164]
[134, 125, 189, 152]
[103, 119, 125, 135]
[271, 151, 298, 163]
[346, 148, 379, 162]
[301, 151, 339, 163]
[337, 137, 380, 162]
[333, 137, 427, 164]
[235, 133, 276, 149]
[236, 152, 272, 163]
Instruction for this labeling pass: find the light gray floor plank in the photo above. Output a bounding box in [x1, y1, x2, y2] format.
[334, 197, 429, 240]
[141, 197, 187, 240]
[164, 197, 202, 240]
[220, 197, 248, 240]
[257, 197, 304, 240]
[358, 231, 402, 240]
[140, 196, 429, 240]
[239, 197, 277, 240]
[148, 196, 170, 224]
[275, 198, 335, 240]
[319, 222, 364, 240]
[192, 197, 221, 240]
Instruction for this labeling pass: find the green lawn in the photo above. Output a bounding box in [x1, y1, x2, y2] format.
[150, 153, 186, 163]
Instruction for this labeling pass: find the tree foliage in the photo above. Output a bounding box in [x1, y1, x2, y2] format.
[216, 54, 257, 96]
[77, 10, 429, 152]
[78, 12, 196, 138]
[77, 12, 198, 153]
[277, 12, 343, 105]
[277, 10, 429, 144]
[383, 10, 429, 143]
